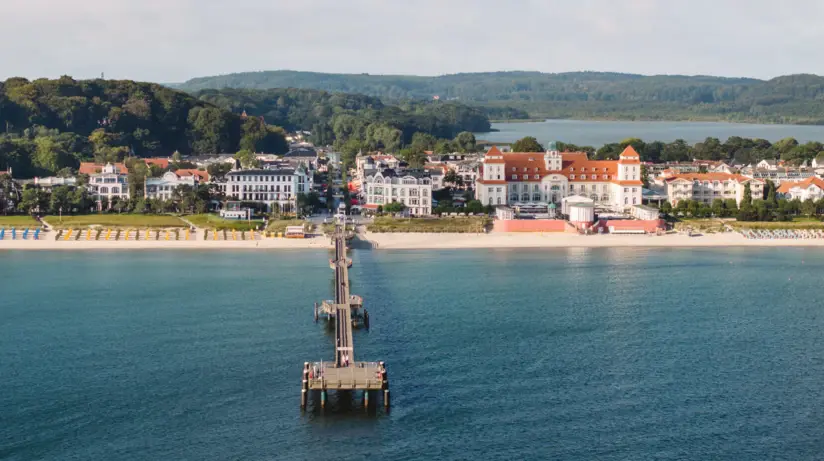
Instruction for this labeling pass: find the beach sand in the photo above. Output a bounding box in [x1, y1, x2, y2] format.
[5, 231, 824, 251]
[0, 236, 332, 250]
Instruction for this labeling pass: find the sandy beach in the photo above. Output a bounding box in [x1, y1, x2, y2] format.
[0, 236, 332, 250]
[5, 231, 824, 251]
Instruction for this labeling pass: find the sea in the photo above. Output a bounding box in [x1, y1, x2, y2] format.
[2, 248, 824, 461]
[475, 120, 824, 146]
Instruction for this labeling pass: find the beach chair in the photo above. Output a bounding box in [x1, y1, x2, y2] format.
[64, 229, 72, 241]
[11, 228, 16, 240]
[0, 228, 5, 240]
[33, 228, 40, 240]
[165, 230, 169, 241]
[213, 230, 218, 241]
[75, 229, 82, 240]
[232, 229, 237, 240]
[105, 229, 111, 240]
[185, 229, 190, 241]
[22, 228, 29, 240]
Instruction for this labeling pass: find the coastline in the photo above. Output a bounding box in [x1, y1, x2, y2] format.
[6, 232, 824, 251]
[362, 232, 824, 249]
[0, 236, 332, 251]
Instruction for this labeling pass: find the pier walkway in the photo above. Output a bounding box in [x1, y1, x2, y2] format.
[301, 212, 388, 411]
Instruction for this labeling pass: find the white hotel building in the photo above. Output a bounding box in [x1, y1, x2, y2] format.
[662, 172, 765, 206]
[476, 145, 644, 212]
[363, 170, 433, 215]
[224, 165, 310, 212]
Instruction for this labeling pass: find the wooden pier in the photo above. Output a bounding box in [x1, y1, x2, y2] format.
[301, 214, 388, 411]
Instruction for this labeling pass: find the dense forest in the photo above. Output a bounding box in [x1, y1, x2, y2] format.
[176, 71, 824, 124]
[0, 76, 288, 178]
[195, 87, 489, 166]
[194, 88, 489, 144]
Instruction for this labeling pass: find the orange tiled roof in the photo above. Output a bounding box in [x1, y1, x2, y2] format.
[175, 169, 210, 181]
[618, 146, 641, 163]
[78, 162, 128, 175]
[144, 158, 171, 169]
[777, 177, 824, 193]
[665, 173, 762, 183]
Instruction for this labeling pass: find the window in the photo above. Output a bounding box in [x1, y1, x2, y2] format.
[570, 174, 575, 180]
[591, 175, 596, 180]
[624, 188, 629, 193]
[581, 167, 586, 172]
[511, 167, 516, 172]
[496, 187, 502, 193]
[534, 175, 540, 180]
[570, 167, 575, 172]
[624, 197, 628, 204]
[569, 185, 574, 192]
[512, 174, 517, 180]
[497, 197, 502, 205]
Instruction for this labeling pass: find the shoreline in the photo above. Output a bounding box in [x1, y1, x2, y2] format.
[7, 232, 824, 250]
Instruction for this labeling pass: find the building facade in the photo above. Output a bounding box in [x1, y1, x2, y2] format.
[86, 163, 130, 202]
[145, 171, 198, 200]
[663, 173, 765, 206]
[777, 177, 824, 201]
[224, 166, 309, 212]
[475, 145, 644, 212]
[363, 170, 433, 215]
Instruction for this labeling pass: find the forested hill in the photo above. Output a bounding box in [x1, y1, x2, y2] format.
[176, 71, 824, 124]
[194, 87, 490, 144]
[0, 77, 287, 178]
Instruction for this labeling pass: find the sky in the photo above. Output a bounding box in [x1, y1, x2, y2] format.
[2, 0, 823, 83]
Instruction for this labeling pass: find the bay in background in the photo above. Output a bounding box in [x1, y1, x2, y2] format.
[2, 248, 824, 460]
[475, 119, 824, 147]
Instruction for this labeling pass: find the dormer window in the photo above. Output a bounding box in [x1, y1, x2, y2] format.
[511, 167, 516, 172]
[534, 167, 538, 172]
[603, 175, 608, 180]
[534, 175, 540, 180]
[528, 157, 534, 161]
[581, 167, 586, 172]
[592, 175, 596, 180]
[570, 167, 575, 172]
[512, 174, 517, 180]
[570, 174, 576, 180]
[522, 167, 527, 172]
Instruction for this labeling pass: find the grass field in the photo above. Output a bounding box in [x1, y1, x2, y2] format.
[185, 214, 267, 231]
[44, 214, 187, 229]
[267, 219, 312, 234]
[367, 217, 490, 233]
[0, 215, 41, 228]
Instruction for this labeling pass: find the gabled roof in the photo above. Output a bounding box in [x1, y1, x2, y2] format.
[777, 177, 824, 193]
[175, 169, 210, 181]
[618, 146, 641, 164]
[144, 158, 171, 169]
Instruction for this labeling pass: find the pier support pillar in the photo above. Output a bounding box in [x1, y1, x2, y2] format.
[314, 302, 318, 323]
[384, 389, 390, 409]
[301, 389, 307, 409]
[363, 390, 369, 408]
[321, 390, 327, 409]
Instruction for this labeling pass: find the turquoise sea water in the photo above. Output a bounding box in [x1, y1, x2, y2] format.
[476, 120, 824, 146]
[2, 248, 824, 460]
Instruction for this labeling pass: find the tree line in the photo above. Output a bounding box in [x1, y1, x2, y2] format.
[510, 135, 824, 166]
[0, 76, 288, 179]
[175, 70, 824, 125]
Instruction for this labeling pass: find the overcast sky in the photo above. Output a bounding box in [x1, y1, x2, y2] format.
[2, 0, 822, 83]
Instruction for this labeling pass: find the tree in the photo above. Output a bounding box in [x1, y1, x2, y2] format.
[511, 136, 544, 153]
[383, 201, 406, 213]
[234, 149, 260, 168]
[207, 162, 233, 180]
[49, 185, 72, 214]
[640, 164, 650, 189]
[17, 186, 47, 214]
[743, 182, 753, 206]
[454, 132, 477, 153]
[466, 200, 484, 213]
[443, 169, 463, 188]
[660, 201, 673, 215]
[800, 199, 817, 218]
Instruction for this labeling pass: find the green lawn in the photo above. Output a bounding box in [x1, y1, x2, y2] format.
[186, 214, 267, 231]
[0, 215, 41, 228]
[267, 219, 312, 234]
[44, 214, 187, 229]
[367, 217, 490, 233]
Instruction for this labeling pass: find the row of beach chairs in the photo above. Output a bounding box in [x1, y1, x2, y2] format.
[0, 228, 41, 240]
[740, 229, 824, 239]
[54, 228, 195, 241]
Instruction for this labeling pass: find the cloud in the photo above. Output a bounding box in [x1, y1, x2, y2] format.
[0, 0, 822, 82]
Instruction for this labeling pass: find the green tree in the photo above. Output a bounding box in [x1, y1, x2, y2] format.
[234, 149, 260, 168]
[383, 201, 406, 213]
[443, 169, 463, 188]
[49, 185, 72, 214]
[510, 136, 544, 153]
[17, 186, 48, 214]
[454, 131, 477, 153]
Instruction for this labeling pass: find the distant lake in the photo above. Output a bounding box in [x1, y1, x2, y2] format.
[475, 120, 824, 147]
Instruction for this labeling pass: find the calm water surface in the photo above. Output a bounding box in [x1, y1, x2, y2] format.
[476, 119, 824, 146]
[2, 248, 824, 460]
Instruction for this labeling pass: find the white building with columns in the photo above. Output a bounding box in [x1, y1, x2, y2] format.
[475, 144, 644, 212]
[224, 165, 309, 212]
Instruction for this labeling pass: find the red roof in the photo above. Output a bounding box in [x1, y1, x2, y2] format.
[175, 169, 210, 181]
[79, 162, 128, 174]
[777, 177, 824, 193]
[618, 146, 641, 163]
[665, 173, 761, 184]
[144, 158, 171, 169]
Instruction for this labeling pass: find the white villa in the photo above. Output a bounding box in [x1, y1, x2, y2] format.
[224, 165, 309, 212]
[475, 145, 644, 212]
[363, 170, 433, 215]
[661, 172, 765, 206]
[777, 177, 824, 201]
[145, 171, 198, 200]
[83, 163, 130, 203]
